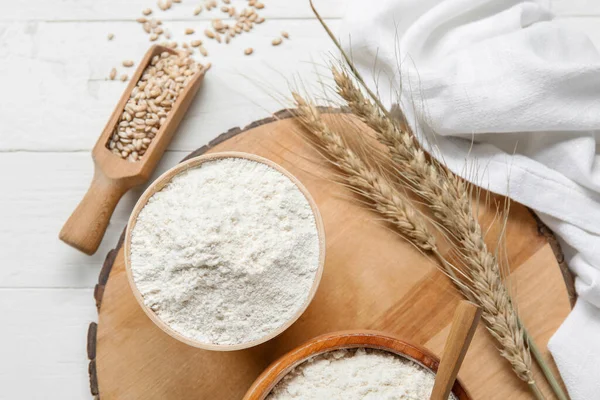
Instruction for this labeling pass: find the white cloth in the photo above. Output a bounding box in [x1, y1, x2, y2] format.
[340, 1, 600, 398]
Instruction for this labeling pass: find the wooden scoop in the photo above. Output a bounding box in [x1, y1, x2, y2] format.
[59, 45, 205, 255]
[430, 301, 482, 400]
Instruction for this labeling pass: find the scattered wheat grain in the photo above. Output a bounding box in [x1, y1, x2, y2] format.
[158, 0, 172, 11]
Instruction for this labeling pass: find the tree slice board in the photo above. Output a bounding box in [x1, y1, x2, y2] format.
[90, 110, 574, 400]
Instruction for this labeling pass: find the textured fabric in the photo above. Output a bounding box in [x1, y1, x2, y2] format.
[340, 1, 600, 398]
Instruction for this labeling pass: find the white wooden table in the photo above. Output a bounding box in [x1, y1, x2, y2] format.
[0, 1, 597, 398]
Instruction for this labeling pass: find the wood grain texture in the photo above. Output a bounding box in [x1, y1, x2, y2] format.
[0, 19, 341, 152]
[243, 331, 471, 400]
[59, 45, 205, 255]
[0, 1, 595, 398]
[0, 0, 347, 21]
[93, 112, 572, 399]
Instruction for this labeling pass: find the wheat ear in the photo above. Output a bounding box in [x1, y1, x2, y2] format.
[292, 93, 436, 251]
[332, 68, 543, 391]
[308, 0, 566, 396]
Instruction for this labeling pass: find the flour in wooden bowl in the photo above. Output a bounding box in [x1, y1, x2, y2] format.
[267, 348, 458, 400]
[129, 157, 321, 346]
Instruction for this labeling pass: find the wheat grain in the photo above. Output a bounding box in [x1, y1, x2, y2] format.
[106, 53, 205, 162]
[158, 0, 172, 11]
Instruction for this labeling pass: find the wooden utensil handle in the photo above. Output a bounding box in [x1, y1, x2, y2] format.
[430, 301, 481, 400]
[59, 167, 129, 255]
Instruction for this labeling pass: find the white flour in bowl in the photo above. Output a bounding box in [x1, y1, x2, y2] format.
[267, 348, 458, 400]
[129, 157, 320, 346]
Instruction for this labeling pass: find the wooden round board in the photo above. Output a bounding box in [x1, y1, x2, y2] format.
[89, 110, 574, 399]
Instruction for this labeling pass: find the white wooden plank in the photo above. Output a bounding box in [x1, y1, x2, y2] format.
[0, 288, 96, 400]
[0, 0, 346, 21]
[551, 0, 600, 16]
[0, 151, 189, 288]
[0, 19, 340, 152]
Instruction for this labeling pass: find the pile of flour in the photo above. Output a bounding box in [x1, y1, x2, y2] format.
[130, 157, 320, 345]
[267, 348, 458, 400]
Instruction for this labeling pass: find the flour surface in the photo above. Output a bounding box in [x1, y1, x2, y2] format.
[267, 348, 458, 400]
[130, 158, 320, 345]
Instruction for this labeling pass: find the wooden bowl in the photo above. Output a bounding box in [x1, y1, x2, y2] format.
[243, 330, 471, 400]
[124, 151, 326, 351]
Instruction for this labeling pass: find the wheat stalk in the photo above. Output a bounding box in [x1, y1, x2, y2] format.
[294, 85, 541, 387]
[294, 90, 549, 399]
[330, 67, 555, 396]
[333, 67, 531, 365]
[305, 3, 569, 397]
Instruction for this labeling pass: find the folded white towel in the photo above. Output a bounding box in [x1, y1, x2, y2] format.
[340, 1, 600, 398]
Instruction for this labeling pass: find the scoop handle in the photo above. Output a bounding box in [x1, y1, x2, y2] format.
[59, 166, 128, 255]
[430, 301, 481, 400]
